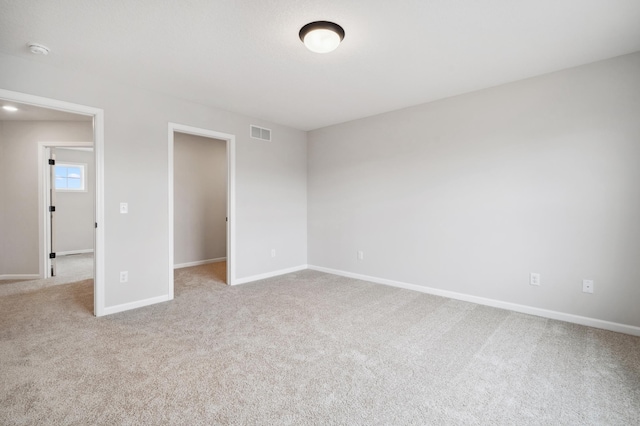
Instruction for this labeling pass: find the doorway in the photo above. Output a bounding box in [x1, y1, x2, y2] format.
[168, 123, 236, 298]
[41, 144, 95, 281]
[0, 89, 105, 316]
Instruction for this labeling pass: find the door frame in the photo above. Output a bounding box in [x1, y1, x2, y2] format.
[39, 142, 94, 278]
[0, 88, 106, 316]
[168, 122, 236, 297]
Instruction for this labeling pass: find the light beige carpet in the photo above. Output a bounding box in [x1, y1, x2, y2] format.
[1, 263, 639, 425]
[0, 253, 94, 296]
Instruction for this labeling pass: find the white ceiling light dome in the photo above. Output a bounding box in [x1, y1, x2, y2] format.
[299, 21, 345, 53]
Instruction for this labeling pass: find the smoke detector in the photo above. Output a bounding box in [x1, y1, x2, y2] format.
[27, 42, 50, 55]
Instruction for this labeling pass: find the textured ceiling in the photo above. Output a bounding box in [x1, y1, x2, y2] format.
[1, 0, 639, 130]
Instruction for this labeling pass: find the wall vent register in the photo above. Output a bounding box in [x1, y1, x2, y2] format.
[250, 125, 271, 141]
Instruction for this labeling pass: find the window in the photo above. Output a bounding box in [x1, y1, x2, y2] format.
[55, 163, 86, 191]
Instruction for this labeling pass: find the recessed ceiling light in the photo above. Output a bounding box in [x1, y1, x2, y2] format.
[299, 21, 345, 53]
[27, 42, 50, 55]
[2, 105, 18, 112]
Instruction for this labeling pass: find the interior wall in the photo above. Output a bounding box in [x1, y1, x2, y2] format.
[0, 121, 93, 275]
[308, 52, 640, 328]
[54, 148, 95, 254]
[173, 133, 226, 265]
[0, 52, 307, 308]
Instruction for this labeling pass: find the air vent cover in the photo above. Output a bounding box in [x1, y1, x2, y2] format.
[250, 125, 271, 141]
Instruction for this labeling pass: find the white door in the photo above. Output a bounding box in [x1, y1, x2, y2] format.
[48, 149, 57, 276]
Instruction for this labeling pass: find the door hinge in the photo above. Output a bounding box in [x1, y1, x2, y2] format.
[49, 253, 56, 259]
[48, 159, 55, 165]
[49, 206, 56, 212]
[95, 222, 98, 228]
[226, 217, 228, 222]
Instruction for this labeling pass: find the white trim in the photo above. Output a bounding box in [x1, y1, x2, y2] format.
[0, 88, 106, 317]
[0, 274, 41, 281]
[59, 147, 93, 152]
[227, 137, 236, 286]
[174, 257, 226, 269]
[168, 127, 174, 297]
[234, 264, 308, 285]
[308, 265, 640, 337]
[168, 123, 237, 300]
[102, 295, 170, 316]
[57, 249, 94, 256]
[93, 109, 106, 317]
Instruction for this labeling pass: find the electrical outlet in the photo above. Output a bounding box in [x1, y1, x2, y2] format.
[120, 202, 128, 214]
[530, 272, 540, 286]
[271, 249, 276, 258]
[120, 271, 128, 283]
[583, 279, 594, 294]
[357, 251, 364, 261]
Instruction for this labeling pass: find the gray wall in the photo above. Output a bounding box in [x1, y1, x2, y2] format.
[0, 121, 93, 275]
[55, 148, 95, 254]
[0, 52, 307, 307]
[308, 52, 640, 328]
[173, 133, 227, 265]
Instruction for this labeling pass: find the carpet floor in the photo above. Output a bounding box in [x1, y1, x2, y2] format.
[1, 263, 639, 425]
[0, 253, 94, 297]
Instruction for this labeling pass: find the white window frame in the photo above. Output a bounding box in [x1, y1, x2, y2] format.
[55, 162, 87, 192]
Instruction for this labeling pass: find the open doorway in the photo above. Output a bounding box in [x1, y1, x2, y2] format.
[173, 133, 226, 282]
[0, 89, 105, 315]
[168, 123, 236, 298]
[41, 145, 95, 282]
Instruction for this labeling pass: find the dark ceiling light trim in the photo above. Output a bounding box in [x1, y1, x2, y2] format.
[299, 21, 345, 53]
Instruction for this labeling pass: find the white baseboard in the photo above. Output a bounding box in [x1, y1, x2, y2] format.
[58, 249, 94, 256]
[101, 263, 304, 315]
[174, 257, 226, 269]
[0, 274, 41, 281]
[234, 264, 308, 285]
[308, 265, 640, 337]
[101, 294, 171, 316]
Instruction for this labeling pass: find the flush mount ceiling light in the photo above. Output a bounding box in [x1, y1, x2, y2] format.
[2, 105, 18, 112]
[27, 42, 50, 55]
[299, 21, 345, 53]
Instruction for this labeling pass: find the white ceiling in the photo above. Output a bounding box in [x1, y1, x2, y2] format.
[1, 0, 639, 131]
[0, 101, 92, 121]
